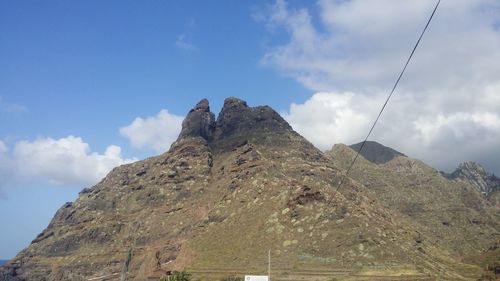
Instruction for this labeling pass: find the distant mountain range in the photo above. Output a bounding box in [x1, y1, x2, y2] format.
[349, 140, 500, 205]
[1, 97, 498, 280]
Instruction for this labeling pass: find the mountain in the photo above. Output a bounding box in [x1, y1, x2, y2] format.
[1, 98, 498, 280]
[327, 143, 500, 277]
[443, 161, 500, 202]
[349, 141, 405, 164]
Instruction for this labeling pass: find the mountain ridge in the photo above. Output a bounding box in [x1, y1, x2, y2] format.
[1, 97, 498, 280]
[327, 143, 499, 276]
[348, 141, 406, 164]
[443, 161, 500, 196]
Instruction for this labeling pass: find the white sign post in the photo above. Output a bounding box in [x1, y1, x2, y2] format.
[244, 275, 269, 281]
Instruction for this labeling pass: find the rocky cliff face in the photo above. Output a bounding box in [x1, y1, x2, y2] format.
[1, 98, 498, 281]
[444, 161, 500, 197]
[177, 98, 215, 142]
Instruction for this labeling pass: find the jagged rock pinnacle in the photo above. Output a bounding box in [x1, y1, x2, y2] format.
[222, 96, 248, 109]
[177, 98, 215, 141]
[448, 161, 500, 195]
[174, 97, 319, 158]
[192, 98, 210, 112]
[213, 96, 293, 149]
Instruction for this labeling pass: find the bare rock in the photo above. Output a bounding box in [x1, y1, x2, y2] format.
[177, 98, 215, 141]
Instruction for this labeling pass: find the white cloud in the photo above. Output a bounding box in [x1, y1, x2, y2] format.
[0, 140, 7, 154]
[0, 140, 12, 197]
[414, 112, 500, 146]
[0, 97, 28, 113]
[262, 0, 500, 92]
[0, 136, 136, 189]
[283, 92, 375, 150]
[175, 34, 198, 51]
[263, 0, 500, 174]
[120, 109, 183, 153]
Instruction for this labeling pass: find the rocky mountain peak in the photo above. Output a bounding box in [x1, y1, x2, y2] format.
[446, 161, 500, 196]
[177, 97, 294, 146]
[192, 98, 210, 112]
[221, 96, 248, 110]
[179, 97, 296, 150]
[211, 97, 296, 151]
[457, 161, 486, 174]
[349, 141, 405, 164]
[175, 97, 316, 157]
[177, 98, 216, 142]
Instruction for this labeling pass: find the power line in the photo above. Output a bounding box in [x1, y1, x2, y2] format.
[335, 0, 441, 191]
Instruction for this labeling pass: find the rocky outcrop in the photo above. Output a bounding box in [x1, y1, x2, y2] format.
[214, 97, 291, 137]
[177, 98, 215, 141]
[349, 141, 405, 164]
[444, 161, 500, 196]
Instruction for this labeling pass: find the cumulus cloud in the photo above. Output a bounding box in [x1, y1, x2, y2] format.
[282, 92, 376, 150]
[262, 0, 500, 92]
[262, 0, 500, 174]
[120, 109, 184, 153]
[0, 136, 136, 190]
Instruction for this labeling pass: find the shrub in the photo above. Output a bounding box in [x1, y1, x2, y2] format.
[159, 271, 192, 281]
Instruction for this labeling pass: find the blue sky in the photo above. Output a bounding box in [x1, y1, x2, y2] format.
[1, 0, 500, 259]
[0, 0, 312, 259]
[0, 0, 311, 155]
